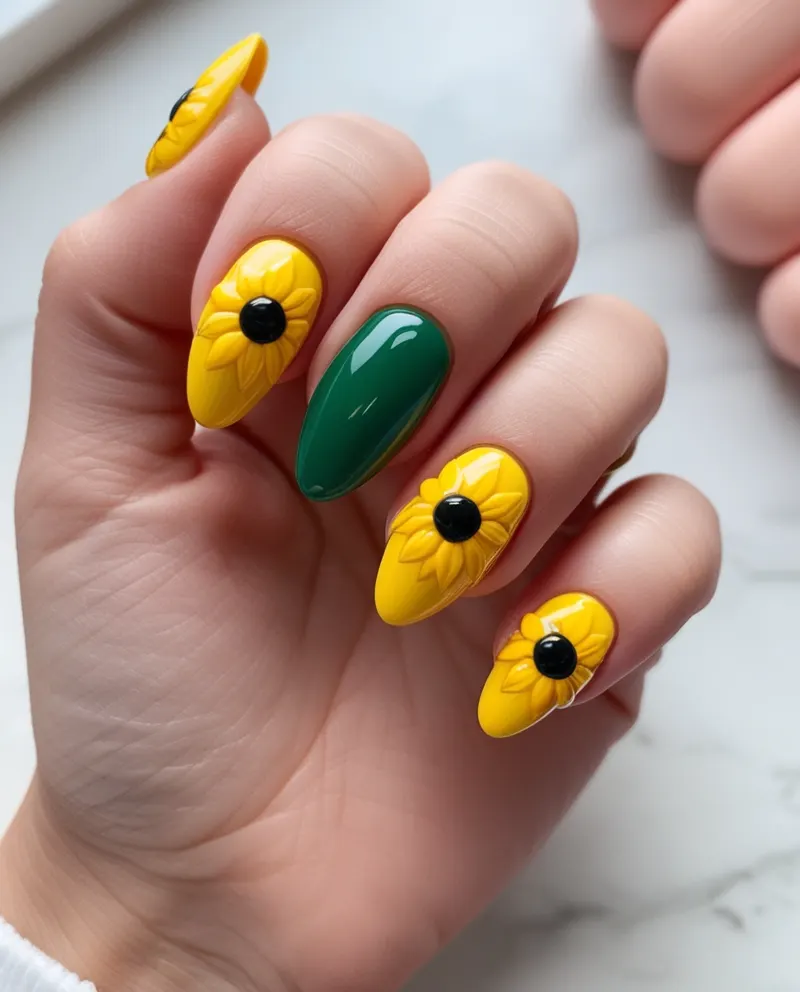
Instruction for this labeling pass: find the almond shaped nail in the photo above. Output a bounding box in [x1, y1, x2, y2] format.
[478, 593, 615, 738]
[146, 33, 268, 177]
[375, 447, 529, 626]
[295, 307, 450, 502]
[187, 239, 323, 429]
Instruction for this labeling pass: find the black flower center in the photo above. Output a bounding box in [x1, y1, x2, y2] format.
[169, 88, 193, 121]
[533, 634, 578, 680]
[239, 297, 287, 344]
[433, 495, 482, 543]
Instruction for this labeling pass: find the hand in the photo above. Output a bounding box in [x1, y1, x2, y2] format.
[0, 48, 720, 992]
[592, 0, 800, 366]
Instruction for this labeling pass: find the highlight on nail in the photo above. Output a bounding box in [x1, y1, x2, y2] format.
[146, 33, 268, 177]
[478, 593, 615, 738]
[295, 306, 450, 502]
[374, 446, 529, 626]
[187, 238, 322, 429]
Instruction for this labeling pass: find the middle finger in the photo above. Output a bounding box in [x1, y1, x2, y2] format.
[295, 161, 578, 501]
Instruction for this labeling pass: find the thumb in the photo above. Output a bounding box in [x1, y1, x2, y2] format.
[22, 56, 269, 503]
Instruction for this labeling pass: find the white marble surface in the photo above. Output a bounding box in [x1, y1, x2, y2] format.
[1, 0, 799, 988]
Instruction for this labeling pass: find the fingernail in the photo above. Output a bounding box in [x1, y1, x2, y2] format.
[295, 307, 450, 501]
[374, 447, 529, 626]
[478, 593, 615, 738]
[187, 239, 323, 429]
[146, 33, 268, 177]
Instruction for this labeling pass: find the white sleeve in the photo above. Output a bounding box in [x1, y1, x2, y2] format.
[0, 919, 96, 991]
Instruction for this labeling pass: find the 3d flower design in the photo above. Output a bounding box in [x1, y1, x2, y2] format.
[187, 239, 323, 429]
[145, 34, 268, 177]
[478, 593, 615, 738]
[374, 447, 529, 626]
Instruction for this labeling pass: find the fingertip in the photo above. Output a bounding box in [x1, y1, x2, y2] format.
[759, 257, 800, 368]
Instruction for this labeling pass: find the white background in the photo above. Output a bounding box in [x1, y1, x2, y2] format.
[1, 0, 799, 989]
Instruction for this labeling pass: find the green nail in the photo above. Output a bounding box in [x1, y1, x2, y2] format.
[296, 307, 450, 501]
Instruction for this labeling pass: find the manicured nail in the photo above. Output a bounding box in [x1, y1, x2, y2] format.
[478, 593, 615, 738]
[374, 447, 529, 626]
[187, 239, 323, 428]
[295, 307, 450, 501]
[145, 33, 267, 177]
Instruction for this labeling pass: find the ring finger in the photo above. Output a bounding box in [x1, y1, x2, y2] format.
[374, 294, 667, 626]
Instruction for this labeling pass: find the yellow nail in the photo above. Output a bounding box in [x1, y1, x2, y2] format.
[478, 593, 615, 738]
[187, 239, 323, 428]
[145, 33, 268, 177]
[375, 447, 529, 626]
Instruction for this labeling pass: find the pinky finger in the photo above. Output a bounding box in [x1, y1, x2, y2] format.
[479, 475, 721, 738]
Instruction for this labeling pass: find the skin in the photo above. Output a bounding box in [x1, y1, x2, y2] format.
[0, 94, 721, 992]
[591, 0, 800, 365]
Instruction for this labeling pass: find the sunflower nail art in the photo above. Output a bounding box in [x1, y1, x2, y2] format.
[478, 593, 615, 738]
[187, 239, 323, 428]
[374, 447, 529, 626]
[145, 34, 267, 177]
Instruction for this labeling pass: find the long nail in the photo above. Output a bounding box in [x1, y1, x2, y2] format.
[478, 593, 615, 738]
[295, 307, 450, 501]
[146, 33, 268, 177]
[187, 239, 323, 428]
[374, 447, 529, 626]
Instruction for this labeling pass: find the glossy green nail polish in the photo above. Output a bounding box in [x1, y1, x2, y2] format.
[296, 307, 450, 501]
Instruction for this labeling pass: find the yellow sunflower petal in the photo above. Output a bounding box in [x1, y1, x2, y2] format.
[398, 529, 442, 563]
[496, 633, 534, 663]
[542, 594, 615, 666]
[197, 311, 240, 340]
[461, 451, 501, 505]
[263, 344, 284, 387]
[555, 679, 576, 708]
[420, 478, 444, 505]
[391, 499, 433, 533]
[463, 539, 485, 583]
[529, 677, 558, 724]
[575, 634, 614, 671]
[520, 612, 546, 642]
[391, 499, 433, 531]
[435, 542, 463, 590]
[479, 491, 525, 522]
[236, 344, 264, 391]
[282, 288, 318, 319]
[263, 256, 295, 302]
[205, 331, 249, 370]
[394, 515, 435, 537]
[419, 555, 438, 580]
[284, 318, 310, 347]
[211, 280, 242, 312]
[568, 665, 594, 695]
[501, 659, 539, 693]
[438, 458, 463, 495]
[235, 252, 269, 300]
[478, 520, 510, 546]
